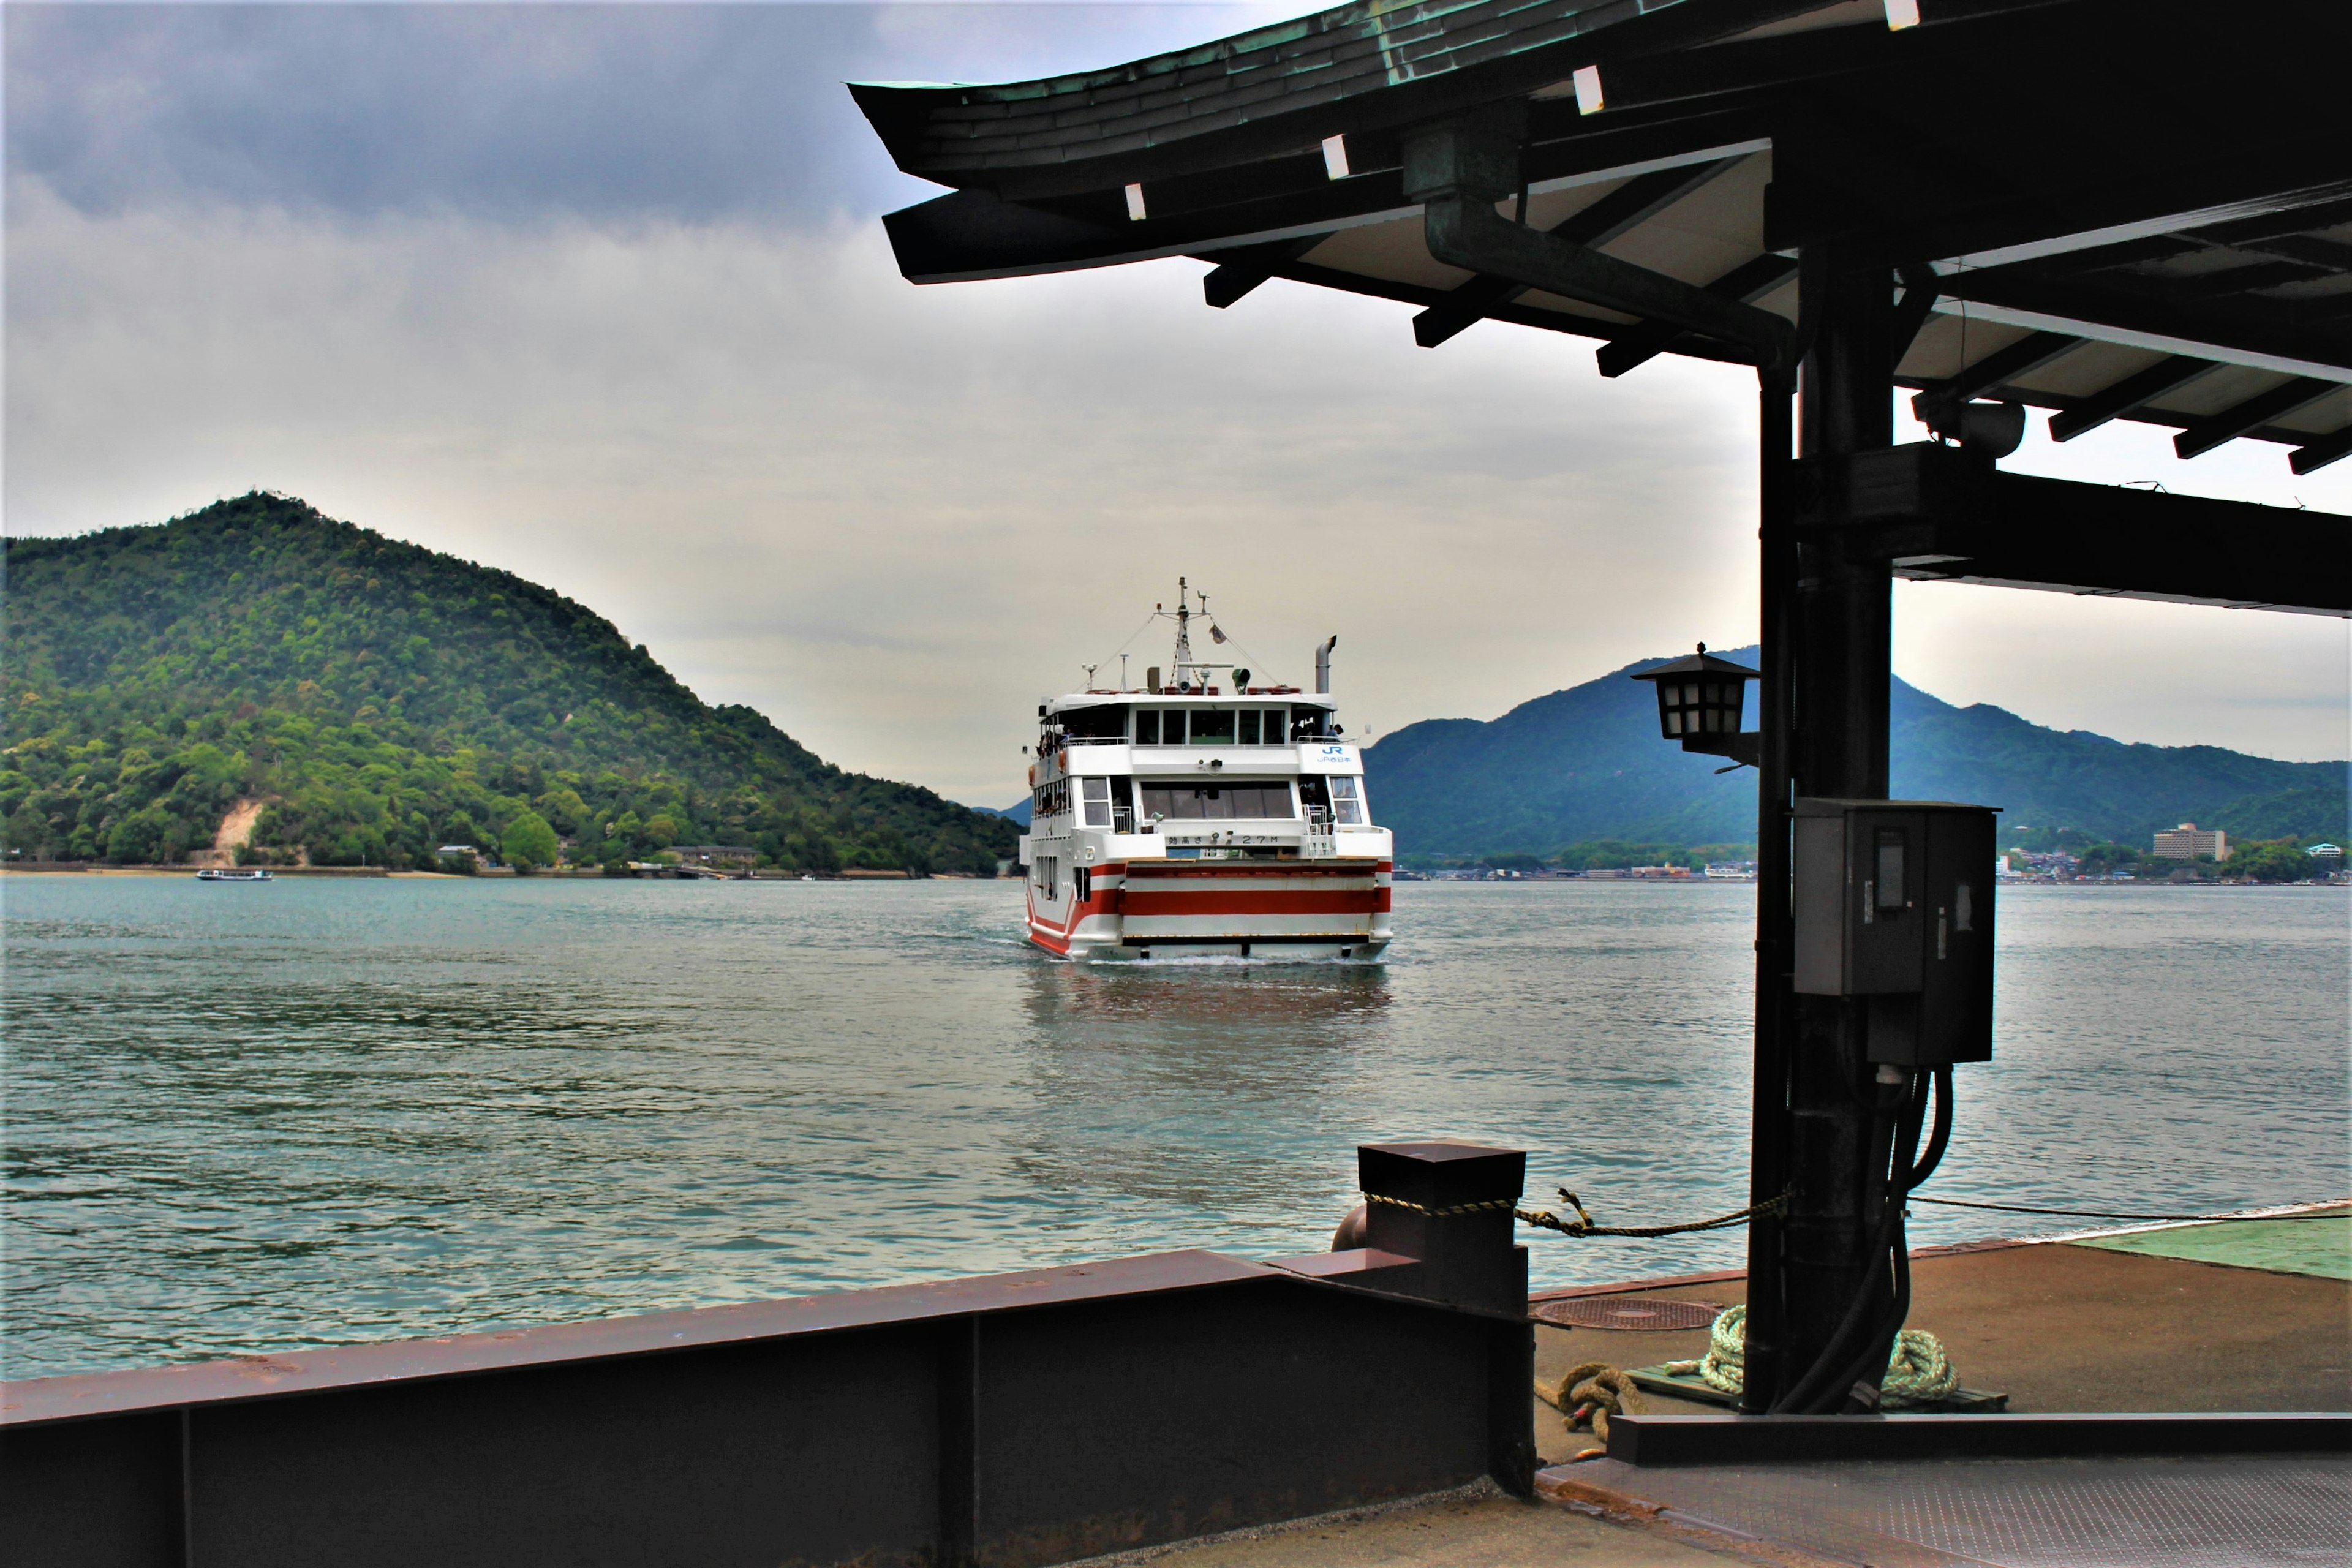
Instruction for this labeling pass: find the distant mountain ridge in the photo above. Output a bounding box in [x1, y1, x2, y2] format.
[1364, 646, 2346, 860]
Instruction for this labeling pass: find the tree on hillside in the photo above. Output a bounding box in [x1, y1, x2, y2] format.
[2231, 840, 2314, 883]
[501, 810, 560, 873]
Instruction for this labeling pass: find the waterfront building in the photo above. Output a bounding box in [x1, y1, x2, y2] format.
[2151, 823, 2228, 861]
[671, 844, 760, 865]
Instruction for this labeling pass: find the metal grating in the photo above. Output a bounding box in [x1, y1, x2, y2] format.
[1575, 1455, 2352, 1568]
[1531, 1297, 1722, 1331]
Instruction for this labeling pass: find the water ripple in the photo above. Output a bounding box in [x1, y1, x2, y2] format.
[2, 876, 2344, 1377]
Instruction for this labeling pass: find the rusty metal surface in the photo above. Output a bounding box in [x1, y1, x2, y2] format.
[1548, 1453, 2352, 1568]
[1, 1249, 1267, 1430]
[1532, 1297, 1724, 1331]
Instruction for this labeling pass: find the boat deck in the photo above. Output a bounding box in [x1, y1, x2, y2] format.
[1135, 1217, 2351, 1568]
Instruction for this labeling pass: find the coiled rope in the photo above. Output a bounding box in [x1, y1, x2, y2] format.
[1537, 1362, 1644, 1448]
[1663, 1305, 1959, 1409]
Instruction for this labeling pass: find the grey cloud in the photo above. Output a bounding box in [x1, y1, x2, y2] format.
[7, 4, 2343, 801]
[6, 3, 1285, 224]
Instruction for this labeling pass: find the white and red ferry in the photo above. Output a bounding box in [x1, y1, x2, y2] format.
[1019, 582, 1393, 960]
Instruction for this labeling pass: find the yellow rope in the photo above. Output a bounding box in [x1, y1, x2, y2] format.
[1662, 1306, 1959, 1408]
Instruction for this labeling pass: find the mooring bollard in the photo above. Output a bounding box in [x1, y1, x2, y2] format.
[1357, 1140, 1529, 1316]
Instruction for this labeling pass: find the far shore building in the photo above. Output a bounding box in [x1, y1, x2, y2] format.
[671, 844, 760, 866]
[2150, 823, 2228, 862]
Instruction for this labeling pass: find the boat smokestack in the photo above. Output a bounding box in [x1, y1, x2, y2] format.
[1314, 635, 1337, 695]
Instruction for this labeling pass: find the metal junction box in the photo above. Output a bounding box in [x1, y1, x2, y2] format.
[1793, 799, 1999, 1066]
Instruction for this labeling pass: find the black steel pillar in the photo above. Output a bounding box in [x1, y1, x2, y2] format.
[1754, 251, 1897, 1406]
[1740, 367, 1796, 1412]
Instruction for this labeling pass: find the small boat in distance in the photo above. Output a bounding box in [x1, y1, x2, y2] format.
[195, 867, 274, 882]
[1021, 580, 1393, 960]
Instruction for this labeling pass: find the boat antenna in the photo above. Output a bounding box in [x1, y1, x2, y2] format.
[1082, 662, 1099, 689]
[1120, 653, 1129, 688]
[1172, 577, 1193, 687]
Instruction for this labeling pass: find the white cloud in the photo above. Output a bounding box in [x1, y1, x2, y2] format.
[7, 178, 1779, 802]
[7, 6, 2346, 803]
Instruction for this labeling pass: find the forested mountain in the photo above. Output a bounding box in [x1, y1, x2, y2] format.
[1, 494, 1018, 873]
[1365, 646, 2347, 862]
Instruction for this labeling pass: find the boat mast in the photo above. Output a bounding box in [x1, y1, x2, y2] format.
[1172, 577, 1193, 687]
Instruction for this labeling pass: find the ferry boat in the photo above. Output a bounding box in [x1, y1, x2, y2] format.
[1020, 582, 1392, 960]
[195, 867, 273, 882]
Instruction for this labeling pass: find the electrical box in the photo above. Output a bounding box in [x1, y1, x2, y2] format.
[1793, 799, 1998, 1066]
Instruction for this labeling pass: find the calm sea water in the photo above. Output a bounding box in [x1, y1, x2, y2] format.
[4, 876, 2345, 1378]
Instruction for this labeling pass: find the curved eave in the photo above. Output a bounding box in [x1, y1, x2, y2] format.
[845, 0, 1905, 201]
[854, 0, 2352, 472]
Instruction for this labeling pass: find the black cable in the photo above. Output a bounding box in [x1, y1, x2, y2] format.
[1827, 1214, 1914, 1414]
[1908, 1067, 1952, 1190]
[1773, 1071, 1929, 1415]
[1770, 1096, 1909, 1414]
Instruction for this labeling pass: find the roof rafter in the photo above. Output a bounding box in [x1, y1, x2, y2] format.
[2045, 356, 2212, 442]
[1594, 253, 1800, 377]
[2173, 377, 2341, 460]
[1414, 158, 1741, 349]
[2288, 427, 2352, 476]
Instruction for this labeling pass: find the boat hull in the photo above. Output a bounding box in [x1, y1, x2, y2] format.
[1027, 859, 1392, 961]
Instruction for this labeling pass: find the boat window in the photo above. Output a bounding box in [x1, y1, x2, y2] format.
[1138, 783, 1294, 820]
[1063, 704, 1127, 742]
[1080, 777, 1112, 828]
[1189, 709, 1236, 745]
[1133, 710, 1159, 745]
[1329, 775, 1366, 825]
[1262, 709, 1289, 743]
[1237, 709, 1261, 746]
[1291, 706, 1332, 739]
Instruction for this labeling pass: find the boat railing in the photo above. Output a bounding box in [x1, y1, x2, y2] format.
[1303, 807, 1338, 859]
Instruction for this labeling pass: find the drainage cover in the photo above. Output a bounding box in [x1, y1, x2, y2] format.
[1532, 1297, 1722, 1331]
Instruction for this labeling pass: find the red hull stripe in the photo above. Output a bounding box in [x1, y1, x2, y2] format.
[1121, 891, 1389, 916]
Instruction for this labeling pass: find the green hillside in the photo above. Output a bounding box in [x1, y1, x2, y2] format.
[1, 493, 1018, 874]
[1366, 646, 2347, 862]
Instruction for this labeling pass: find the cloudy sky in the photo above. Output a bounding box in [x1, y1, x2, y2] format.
[9, 3, 2346, 805]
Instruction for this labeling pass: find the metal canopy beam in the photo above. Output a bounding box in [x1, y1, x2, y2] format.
[2046, 356, 2211, 442]
[1793, 443, 2352, 616]
[1403, 117, 1792, 369]
[1414, 160, 1736, 349]
[2173, 377, 2342, 460]
[2289, 426, 2352, 476]
[1920, 330, 2081, 402]
[1596, 254, 1799, 377]
[1202, 238, 1323, 309]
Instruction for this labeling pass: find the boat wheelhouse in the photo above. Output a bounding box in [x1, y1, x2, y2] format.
[1020, 584, 1392, 960]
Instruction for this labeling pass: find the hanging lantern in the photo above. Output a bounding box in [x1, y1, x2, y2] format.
[1631, 644, 1759, 764]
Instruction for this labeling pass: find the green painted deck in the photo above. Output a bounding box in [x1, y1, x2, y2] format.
[2068, 1206, 2351, 1281]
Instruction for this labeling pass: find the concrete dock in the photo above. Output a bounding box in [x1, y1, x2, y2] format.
[1141, 1213, 2351, 1567]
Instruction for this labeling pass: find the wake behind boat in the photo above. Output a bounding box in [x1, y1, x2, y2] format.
[1020, 582, 1393, 960]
